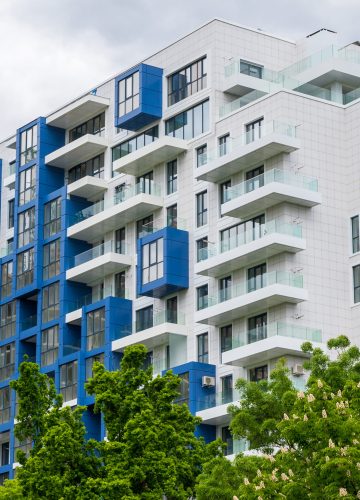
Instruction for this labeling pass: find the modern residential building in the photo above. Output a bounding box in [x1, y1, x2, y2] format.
[0, 17, 359, 475]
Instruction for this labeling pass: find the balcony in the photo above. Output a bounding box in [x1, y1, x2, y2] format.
[67, 181, 163, 241]
[195, 122, 300, 183]
[112, 311, 188, 352]
[195, 220, 305, 278]
[3, 163, 16, 188]
[222, 321, 322, 367]
[67, 176, 108, 199]
[113, 136, 188, 177]
[46, 94, 109, 129]
[195, 271, 307, 326]
[66, 241, 132, 284]
[221, 169, 321, 219]
[196, 388, 240, 425]
[45, 134, 107, 170]
[65, 286, 124, 325]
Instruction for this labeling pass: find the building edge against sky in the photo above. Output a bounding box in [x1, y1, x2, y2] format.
[0, 17, 359, 475]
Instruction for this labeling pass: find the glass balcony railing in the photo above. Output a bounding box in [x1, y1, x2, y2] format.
[134, 310, 186, 334]
[196, 121, 297, 167]
[3, 163, 16, 178]
[66, 286, 129, 313]
[20, 314, 38, 331]
[70, 181, 161, 226]
[224, 168, 318, 203]
[219, 90, 268, 117]
[197, 271, 304, 310]
[197, 219, 302, 262]
[230, 321, 322, 349]
[196, 388, 240, 411]
[70, 240, 129, 268]
[137, 217, 187, 238]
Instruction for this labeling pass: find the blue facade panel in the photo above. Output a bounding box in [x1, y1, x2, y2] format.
[114, 63, 163, 131]
[137, 227, 189, 298]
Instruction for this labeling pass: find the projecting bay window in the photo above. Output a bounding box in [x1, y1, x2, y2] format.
[245, 118, 263, 144]
[118, 71, 140, 117]
[44, 198, 61, 239]
[352, 216, 360, 254]
[165, 100, 209, 140]
[1, 261, 13, 299]
[168, 57, 207, 106]
[68, 153, 104, 184]
[60, 360, 78, 402]
[17, 207, 35, 248]
[17, 248, 34, 289]
[69, 112, 105, 142]
[87, 308, 105, 351]
[19, 165, 36, 205]
[142, 238, 163, 284]
[43, 239, 60, 280]
[0, 387, 10, 425]
[0, 343, 15, 382]
[41, 325, 59, 367]
[42, 282, 60, 324]
[0, 302, 16, 342]
[20, 124, 37, 166]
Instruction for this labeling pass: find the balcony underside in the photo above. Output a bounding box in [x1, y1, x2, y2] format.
[195, 234, 306, 278]
[67, 176, 108, 199]
[196, 403, 236, 426]
[46, 95, 109, 129]
[45, 134, 107, 170]
[223, 73, 275, 96]
[112, 324, 188, 351]
[66, 252, 132, 284]
[195, 135, 300, 183]
[195, 285, 308, 326]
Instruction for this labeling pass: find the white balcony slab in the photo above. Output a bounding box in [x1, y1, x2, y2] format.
[46, 95, 109, 129]
[221, 183, 322, 219]
[195, 134, 300, 183]
[67, 193, 163, 241]
[3, 173, 15, 189]
[196, 401, 240, 425]
[195, 233, 306, 278]
[112, 323, 188, 352]
[66, 252, 132, 284]
[222, 336, 321, 367]
[67, 176, 108, 199]
[113, 136, 188, 176]
[45, 134, 107, 170]
[223, 72, 276, 96]
[195, 285, 308, 326]
[65, 308, 82, 325]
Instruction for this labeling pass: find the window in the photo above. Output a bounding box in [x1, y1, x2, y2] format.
[196, 237, 208, 262]
[168, 57, 207, 106]
[118, 71, 140, 117]
[219, 275, 232, 302]
[0, 343, 15, 382]
[14, 435, 32, 460]
[196, 144, 207, 168]
[112, 126, 158, 162]
[19, 165, 36, 205]
[60, 360, 78, 402]
[0, 302, 16, 341]
[44, 198, 61, 239]
[245, 118, 263, 144]
[249, 364, 268, 382]
[17, 248, 34, 289]
[20, 124, 37, 166]
[197, 284, 208, 310]
[245, 165, 264, 193]
[136, 305, 153, 332]
[41, 325, 59, 366]
[0, 431, 9, 466]
[87, 308, 105, 351]
[167, 204, 177, 228]
[218, 134, 230, 156]
[175, 372, 189, 405]
[220, 215, 265, 252]
[196, 191, 207, 227]
[220, 325, 232, 353]
[114, 183, 126, 203]
[85, 353, 104, 382]
[43, 239, 60, 280]
[240, 60, 263, 79]
[352, 216, 360, 253]
[115, 271, 126, 298]
[221, 426, 233, 456]
[248, 313, 267, 343]
[197, 332, 208, 363]
[42, 282, 60, 323]
[247, 263, 267, 292]
[137, 171, 153, 194]
[167, 160, 177, 194]
[6, 239, 13, 256]
[68, 154, 104, 184]
[143, 351, 153, 371]
[220, 180, 231, 205]
[166, 296, 178, 323]
[115, 227, 126, 254]
[7, 200, 14, 229]
[142, 238, 164, 284]
[69, 112, 105, 142]
[165, 100, 209, 140]
[0, 387, 10, 425]
[137, 215, 153, 239]
[221, 375, 233, 403]
[354, 265, 360, 303]
[1, 261, 12, 299]
[0, 473, 9, 486]
[18, 207, 35, 247]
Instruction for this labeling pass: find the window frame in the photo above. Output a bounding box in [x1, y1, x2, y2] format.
[60, 360, 78, 402]
[196, 190, 208, 227]
[118, 71, 140, 118]
[16, 248, 34, 289]
[1, 261, 13, 300]
[86, 308, 105, 351]
[167, 57, 207, 106]
[19, 165, 36, 206]
[142, 238, 164, 285]
[167, 159, 178, 195]
[42, 282, 60, 324]
[197, 332, 209, 363]
[43, 239, 61, 280]
[41, 325, 59, 367]
[165, 100, 209, 140]
[44, 198, 61, 239]
[20, 125, 37, 166]
[17, 207, 35, 248]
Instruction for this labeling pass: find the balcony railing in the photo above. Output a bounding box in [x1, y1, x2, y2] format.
[196, 388, 240, 411]
[70, 181, 161, 226]
[66, 286, 129, 313]
[70, 240, 129, 268]
[137, 217, 187, 238]
[3, 163, 16, 178]
[197, 219, 302, 262]
[134, 310, 186, 334]
[196, 121, 297, 166]
[197, 271, 303, 310]
[231, 321, 322, 349]
[20, 314, 38, 331]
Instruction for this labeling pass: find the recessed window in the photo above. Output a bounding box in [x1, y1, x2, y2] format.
[19, 165, 36, 205]
[196, 191, 207, 227]
[352, 216, 360, 253]
[1, 261, 13, 299]
[85, 353, 104, 382]
[175, 372, 189, 405]
[245, 165, 264, 192]
[247, 263, 267, 292]
[115, 227, 126, 254]
[219, 275, 232, 302]
[168, 57, 207, 106]
[0, 387, 10, 425]
[248, 313, 267, 343]
[17, 248, 34, 289]
[41, 325, 59, 367]
[166, 296, 178, 323]
[115, 271, 126, 299]
[196, 144, 207, 168]
[245, 118, 264, 144]
[354, 265, 360, 303]
[42, 282, 60, 323]
[118, 71, 140, 117]
[220, 180, 231, 205]
[165, 100, 209, 140]
[196, 237, 208, 262]
[136, 305, 153, 332]
[44, 198, 61, 239]
[69, 112, 105, 142]
[197, 284, 208, 310]
[43, 239, 60, 280]
[18, 207, 35, 248]
[20, 125, 37, 166]
[7, 200, 14, 230]
[0, 343, 15, 382]
[142, 238, 164, 284]
[68, 153, 104, 184]
[0, 302, 16, 342]
[60, 360, 78, 402]
[112, 126, 158, 163]
[167, 159, 177, 194]
[167, 204, 177, 228]
[218, 134, 230, 157]
[220, 325, 232, 353]
[197, 332, 208, 363]
[87, 308, 105, 351]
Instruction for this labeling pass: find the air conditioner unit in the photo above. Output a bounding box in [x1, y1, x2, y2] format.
[202, 376, 216, 387]
[292, 364, 304, 377]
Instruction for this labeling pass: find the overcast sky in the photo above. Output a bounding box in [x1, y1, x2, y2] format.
[0, 0, 359, 140]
